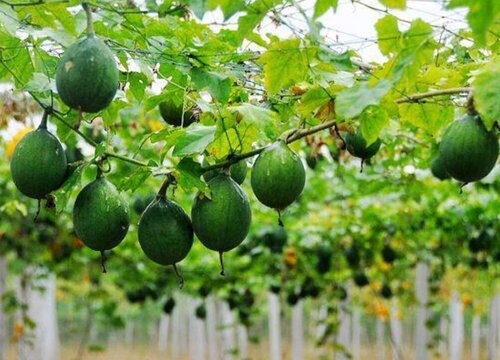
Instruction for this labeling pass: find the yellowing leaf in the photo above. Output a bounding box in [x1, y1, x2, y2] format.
[313, 0, 338, 19]
[473, 59, 500, 129]
[379, 0, 406, 9]
[375, 15, 401, 56]
[258, 39, 316, 95]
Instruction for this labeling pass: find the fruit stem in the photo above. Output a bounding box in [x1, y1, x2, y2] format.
[460, 182, 468, 194]
[172, 264, 184, 289]
[218, 252, 225, 276]
[277, 209, 284, 227]
[100, 251, 107, 273]
[34, 199, 41, 222]
[39, 110, 49, 129]
[360, 159, 365, 173]
[82, 3, 95, 36]
[466, 92, 477, 115]
[157, 173, 175, 198]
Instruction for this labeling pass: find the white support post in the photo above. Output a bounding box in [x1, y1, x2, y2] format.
[171, 296, 180, 360]
[268, 291, 281, 360]
[390, 300, 403, 360]
[206, 297, 219, 360]
[415, 262, 429, 360]
[376, 317, 386, 360]
[17, 269, 60, 360]
[0, 257, 7, 360]
[221, 301, 235, 360]
[237, 325, 248, 360]
[158, 314, 169, 356]
[351, 308, 361, 360]
[449, 291, 464, 360]
[291, 300, 304, 360]
[471, 315, 480, 360]
[337, 284, 351, 360]
[439, 316, 448, 357]
[488, 294, 500, 360]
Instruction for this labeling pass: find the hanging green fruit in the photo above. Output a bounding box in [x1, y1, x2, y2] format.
[191, 174, 251, 275]
[10, 112, 67, 199]
[439, 114, 498, 184]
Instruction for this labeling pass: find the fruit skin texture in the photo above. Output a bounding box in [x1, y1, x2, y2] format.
[10, 128, 67, 199]
[251, 140, 306, 210]
[203, 159, 247, 185]
[430, 156, 450, 180]
[73, 177, 130, 251]
[159, 98, 194, 127]
[56, 35, 118, 113]
[138, 196, 193, 266]
[191, 174, 251, 253]
[345, 129, 381, 160]
[439, 114, 498, 183]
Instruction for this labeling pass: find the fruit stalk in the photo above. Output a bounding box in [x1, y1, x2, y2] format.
[203, 119, 337, 172]
[396, 87, 471, 104]
[82, 3, 95, 36]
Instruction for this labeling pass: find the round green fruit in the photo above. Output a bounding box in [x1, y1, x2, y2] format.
[439, 114, 498, 183]
[138, 196, 193, 266]
[203, 158, 247, 185]
[132, 193, 156, 215]
[251, 140, 305, 210]
[345, 129, 381, 160]
[10, 127, 67, 199]
[56, 35, 119, 113]
[191, 174, 251, 253]
[430, 155, 450, 180]
[381, 244, 397, 263]
[260, 226, 288, 253]
[159, 98, 194, 127]
[163, 297, 176, 314]
[73, 177, 130, 251]
[353, 271, 369, 287]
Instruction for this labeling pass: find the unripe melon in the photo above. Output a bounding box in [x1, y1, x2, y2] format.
[73, 177, 130, 251]
[191, 174, 251, 253]
[439, 114, 498, 183]
[251, 140, 305, 210]
[430, 155, 450, 180]
[345, 129, 381, 160]
[138, 196, 193, 266]
[10, 127, 67, 199]
[203, 158, 247, 185]
[56, 35, 119, 113]
[159, 98, 194, 127]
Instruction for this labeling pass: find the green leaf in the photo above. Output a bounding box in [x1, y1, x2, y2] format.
[228, 103, 279, 140]
[173, 124, 216, 157]
[128, 72, 148, 102]
[473, 59, 500, 129]
[236, 0, 284, 43]
[119, 168, 152, 192]
[447, 0, 500, 46]
[191, 68, 232, 104]
[399, 103, 454, 136]
[379, 0, 406, 9]
[313, 0, 338, 19]
[24, 73, 55, 93]
[176, 158, 208, 192]
[336, 80, 392, 119]
[295, 87, 331, 116]
[0, 4, 18, 35]
[359, 106, 389, 145]
[208, 0, 245, 20]
[375, 15, 401, 56]
[258, 39, 316, 95]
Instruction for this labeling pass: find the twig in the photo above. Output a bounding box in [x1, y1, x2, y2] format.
[396, 87, 472, 104]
